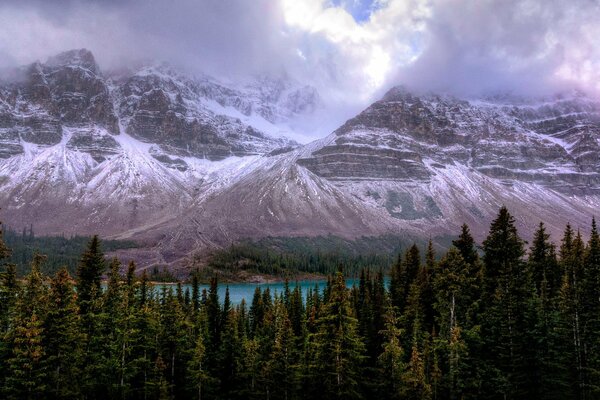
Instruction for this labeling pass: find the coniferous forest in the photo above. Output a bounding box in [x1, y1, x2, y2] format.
[1, 206, 600, 399]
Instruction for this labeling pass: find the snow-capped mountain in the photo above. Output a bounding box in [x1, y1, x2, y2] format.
[2, 49, 600, 266]
[131, 86, 600, 265]
[0, 49, 315, 238]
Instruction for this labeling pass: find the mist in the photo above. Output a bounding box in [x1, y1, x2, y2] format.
[1, 0, 599, 139]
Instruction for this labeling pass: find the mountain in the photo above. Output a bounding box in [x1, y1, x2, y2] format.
[1, 49, 600, 267]
[0, 49, 316, 241]
[129, 86, 600, 266]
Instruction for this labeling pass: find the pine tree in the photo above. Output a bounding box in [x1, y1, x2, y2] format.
[43, 268, 82, 399]
[529, 222, 561, 297]
[4, 312, 47, 400]
[76, 235, 106, 315]
[378, 307, 407, 399]
[390, 244, 421, 314]
[310, 271, 366, 400]
[582, 218, 600, 396]
[481, 206, 534, 399]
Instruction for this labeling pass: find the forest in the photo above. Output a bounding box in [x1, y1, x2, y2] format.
[0, 206, 599, 399]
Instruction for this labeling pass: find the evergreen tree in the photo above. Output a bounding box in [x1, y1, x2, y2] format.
[481, 206, 534, 399]
[453, 224, 479, 267]
[310, 271, 366, 400]
[188, 336, 210, 400]
[582, 218, 600, 396]
[378, 307, 407, 399]
[264, 299, 297, 400]
[390, 244, 421, 314]
[4, 312, 46, 400]
[0, 219, 14, 335]
[218, 287, 242, 398]
[76, 235, 106, 315]
[43, 268, 82, 399]
[559, 225, 586, 398]
[529, 222, 560, 297]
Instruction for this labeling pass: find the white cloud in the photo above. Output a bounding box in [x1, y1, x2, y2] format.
[1, 0, 600, 138]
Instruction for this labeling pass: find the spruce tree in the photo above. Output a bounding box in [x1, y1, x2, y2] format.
[390, 244, 421, 314]
[4, 312, 46, 400]
[481, 206, 533, 399]
[378, 307, 407, 399]
[582, 218, 600, 396]
[188, 334, 210, 400]
[310, 271, 366, 400]
[76, 235, 106, 315]
[264, 299, 297, 400]
[529, 222, 560, 297]
[43, 268, 83, 399]
[559, 225, 586, 398]
[453, 224, 479, 266]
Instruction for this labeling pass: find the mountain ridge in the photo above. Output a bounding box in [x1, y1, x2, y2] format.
[2, 50, 600, 268]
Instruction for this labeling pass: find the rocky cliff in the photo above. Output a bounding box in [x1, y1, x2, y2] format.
[1, 51, 600, 267]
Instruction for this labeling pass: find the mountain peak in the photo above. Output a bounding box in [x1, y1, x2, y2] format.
[46, 48, 99, 74]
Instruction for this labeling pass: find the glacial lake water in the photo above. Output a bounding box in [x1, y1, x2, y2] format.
[152, 278, 365, 305]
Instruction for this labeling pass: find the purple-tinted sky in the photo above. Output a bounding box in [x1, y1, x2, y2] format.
[1, 0, 598, 126]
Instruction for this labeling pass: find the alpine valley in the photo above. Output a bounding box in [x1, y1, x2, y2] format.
[2, 49, 600, 267]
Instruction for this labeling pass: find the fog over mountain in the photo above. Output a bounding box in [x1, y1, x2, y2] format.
[2, 0, 600, 141]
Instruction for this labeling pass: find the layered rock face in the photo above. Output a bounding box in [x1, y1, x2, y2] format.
[0, 49, 117, 160]
[299, 87, 600, 192]
[2, 51, 600, 266]
[114, 66, 302, 161]
[294, 87, 600, 240]
[0, 50, 316, 240]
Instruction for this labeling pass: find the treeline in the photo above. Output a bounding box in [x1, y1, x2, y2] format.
[205, 242, 395, 279]
[1, 206, 600, 399]
[2, 225, 136, 276]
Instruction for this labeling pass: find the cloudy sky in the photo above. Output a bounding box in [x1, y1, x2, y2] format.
[0, 0, 599, 137]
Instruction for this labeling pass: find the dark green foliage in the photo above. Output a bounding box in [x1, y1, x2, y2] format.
[44, 268, 82, 399]
[0, 209, 598, 399]
[480, 207, 536, 399]
[2, 226, 135, 276]
[309, 271, 366, 399]
[76, 236, 106, 315]
[390, 244, 421, 313]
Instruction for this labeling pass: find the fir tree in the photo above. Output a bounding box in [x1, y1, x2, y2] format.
[390, 244, 421, 314]
[76, 235, 106, 315]
[43, 268, 82, 399]
[529, 222, 560, 297]
[378, 307, 407, 399]
[4, 312, 46, 400]
[310, 271, 366, 400]
[481, 206, 534, 399]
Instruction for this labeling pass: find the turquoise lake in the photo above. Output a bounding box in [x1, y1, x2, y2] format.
[152, 279, 365, 305]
